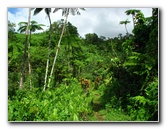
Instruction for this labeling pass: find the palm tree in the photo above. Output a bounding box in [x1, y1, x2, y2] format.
[33, 8, 52, 91]
[18, 20, 45, 90]
[125, 9, 141, 28]
[18, 20, 45, 38]
[119, 19, 130, 36]
[19, 8, 31, 89]
[47, 8, 85, 88]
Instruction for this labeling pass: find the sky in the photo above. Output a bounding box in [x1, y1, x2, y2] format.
[8, 7, 152, 38]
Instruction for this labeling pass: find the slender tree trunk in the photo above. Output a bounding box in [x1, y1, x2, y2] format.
[43, 15, 52, 91]
[47, 9, 69, 88]
[28, 30, 32, 90]
[19, 8, 31, 89]
[20, 36, 28, 89]
[132, 14, 135, 28]
[67, 41, 70, 72]
[66, 41, 70, 86]
[125, 24, 129, 37]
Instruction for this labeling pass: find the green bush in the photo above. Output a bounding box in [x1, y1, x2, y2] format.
[8, 78, 93, 121]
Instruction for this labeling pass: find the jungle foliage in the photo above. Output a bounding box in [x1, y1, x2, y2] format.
[8, 8, 158, 121]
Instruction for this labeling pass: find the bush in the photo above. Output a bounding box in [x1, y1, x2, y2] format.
[8, 78, 93, 121]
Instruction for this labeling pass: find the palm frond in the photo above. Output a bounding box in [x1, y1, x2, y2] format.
[45, 8, 52, 16]
[53, 8, 85, 16]
[53, 8, 61, 13]
[62, 8, 69, 16]
[119, 19, 130, 25]
[79, 8, 86, 11]
[17, 26, 26, 33]
[38, 24, 46, 26]
[17, 20, 45, 33]
[33, 8, 43, 16]
[18, 22, 27, 26]
[30, 20, 38, 24]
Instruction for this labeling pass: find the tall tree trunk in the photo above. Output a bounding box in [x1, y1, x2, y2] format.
[67, 41, 70, 73]
[125, 24, 129, 37]
[28, 30, 32, 90]
[66, 41, 70, 86]
[132, 14, 135, 28]
[43, 15, 52, 91]
[19, 8, 31, 89]
[47, 9, 69, 88]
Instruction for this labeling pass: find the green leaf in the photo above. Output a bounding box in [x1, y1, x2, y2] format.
[73, 113, 79, 121]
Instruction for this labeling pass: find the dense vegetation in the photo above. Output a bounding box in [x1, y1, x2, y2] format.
[8, 8, 158, 121]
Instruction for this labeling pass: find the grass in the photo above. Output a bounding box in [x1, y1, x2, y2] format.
[88, 107, 132, 121]
[88, 88, 132, 121]
[99, 108, 132, 121]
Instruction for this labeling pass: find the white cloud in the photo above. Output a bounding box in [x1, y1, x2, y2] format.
[8, 7, 152, 38]
[8, 8, 29, 28]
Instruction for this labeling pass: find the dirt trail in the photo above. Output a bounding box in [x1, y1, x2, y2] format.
[92, 93, 106, 121]
[94, 111, 105, 121]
